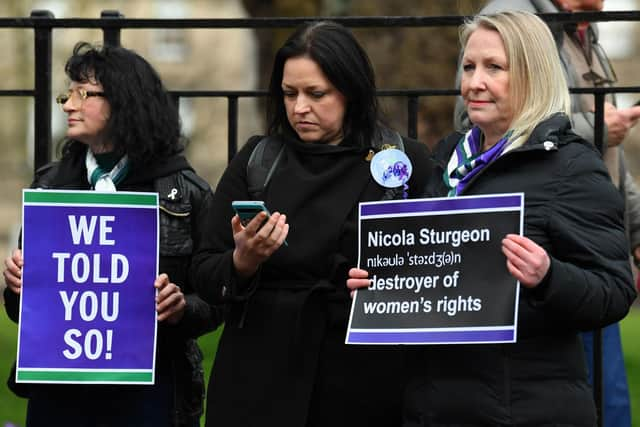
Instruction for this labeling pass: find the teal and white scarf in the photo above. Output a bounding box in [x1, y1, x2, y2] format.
[85, 150, 129, 192]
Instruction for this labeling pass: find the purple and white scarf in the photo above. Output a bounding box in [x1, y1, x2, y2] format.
[443, 126, 512, 197]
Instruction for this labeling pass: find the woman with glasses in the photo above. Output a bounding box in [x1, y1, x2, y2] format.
[3, 42, 220, 427]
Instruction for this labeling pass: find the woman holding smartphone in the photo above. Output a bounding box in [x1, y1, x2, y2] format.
[192, 21, 433, 427]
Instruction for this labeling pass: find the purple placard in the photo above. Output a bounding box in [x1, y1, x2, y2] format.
[17, 191, 158, 383]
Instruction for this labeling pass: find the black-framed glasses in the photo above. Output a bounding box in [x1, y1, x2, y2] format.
[581, 40, 618, 87]
[55, 88, 105, 108]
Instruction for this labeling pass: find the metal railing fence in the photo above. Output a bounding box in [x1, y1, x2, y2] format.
[1, 11, 639, 168]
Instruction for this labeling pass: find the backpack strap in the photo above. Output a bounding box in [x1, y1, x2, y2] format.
[246, 136, 286, 200]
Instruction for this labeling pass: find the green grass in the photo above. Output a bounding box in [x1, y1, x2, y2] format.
[0, 308, 25, 426]
[621, 307, 640, 424]
[1, 306, 639, 427]
[197, 326, 222, 426]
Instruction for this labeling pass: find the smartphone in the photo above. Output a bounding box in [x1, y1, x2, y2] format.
[232, 200, 288, 246]
[232, 200, 271, 226]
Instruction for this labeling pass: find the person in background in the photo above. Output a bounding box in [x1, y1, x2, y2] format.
[349, 11, 636, 426]
[3, 42, 220, 427]
[191, 20, 433, 427]
[454, 1, 640, 425]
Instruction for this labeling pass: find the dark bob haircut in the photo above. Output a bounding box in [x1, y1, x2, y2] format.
[266, 21, 380, 148]
[61, 42, 183, 165]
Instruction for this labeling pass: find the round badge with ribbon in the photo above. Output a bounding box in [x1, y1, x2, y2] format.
[369, 148, 412, 188]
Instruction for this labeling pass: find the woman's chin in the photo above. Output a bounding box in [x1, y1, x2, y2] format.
[65, 132, 83, 142]
[296, 133, 342, 146]
[294, 129, 318, 142]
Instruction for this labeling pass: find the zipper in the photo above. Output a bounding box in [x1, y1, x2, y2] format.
[159, 205, 190, 217]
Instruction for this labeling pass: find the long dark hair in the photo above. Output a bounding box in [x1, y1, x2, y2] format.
[266, 21, 380, 148]
[61, 42, 183, 165]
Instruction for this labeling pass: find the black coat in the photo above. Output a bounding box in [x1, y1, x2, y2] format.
[192, 131, 434, 427]
[3, 146, 220, 427]
[404, 114, 637, 426]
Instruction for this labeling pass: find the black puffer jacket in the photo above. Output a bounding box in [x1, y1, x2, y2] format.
[4, 146, 221, 427]
[404, 114, 637, 426]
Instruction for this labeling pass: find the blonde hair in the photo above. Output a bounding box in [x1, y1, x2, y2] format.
[460, 11, 571, 150]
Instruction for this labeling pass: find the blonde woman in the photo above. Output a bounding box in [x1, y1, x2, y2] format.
[348, 11, 636, 426]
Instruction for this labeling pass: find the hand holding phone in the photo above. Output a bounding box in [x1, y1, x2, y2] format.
[232, 200, 271, 226]
[232, 200, 288, 246]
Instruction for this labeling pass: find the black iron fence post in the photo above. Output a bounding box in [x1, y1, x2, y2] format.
[594, 92, 606, 155]
[407, 95, 419, 140]
[31, 10, 53, 173]
[593, 328, 604, 427]
[593, 92, 605, 427]
[101, 10, 123, 47]
[227, 96, 239, 164]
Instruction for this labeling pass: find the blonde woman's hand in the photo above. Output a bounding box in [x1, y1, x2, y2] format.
[501, 234, 550, 288]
